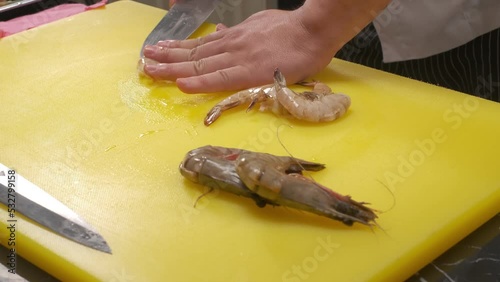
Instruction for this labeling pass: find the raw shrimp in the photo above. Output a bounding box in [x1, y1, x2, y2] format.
[179, 145, 377, 226]
[273, 70, 351, 122]
[204, 85, 274, 126]
[179, 145, 272, 207]
[203, 69, 351, 126]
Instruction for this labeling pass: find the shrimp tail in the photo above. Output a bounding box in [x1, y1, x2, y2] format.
[205, 97, 252, 126]
[204, 89, 269, 126]
[278, 174, 377, 226]
[204, 101, 237, 126]
[308, 178, 377, 225]
[204, 107, 221, 126]
[236, 152, 377, 226]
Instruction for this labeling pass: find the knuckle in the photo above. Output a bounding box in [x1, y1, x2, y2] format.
[154, 64, 172, 79]
[193, 59, 206, 75]
[158, 47, 170, 59]
[216, 69, 231, 84]
[188, 47, 199, 61]
[196, 37, 205, 46]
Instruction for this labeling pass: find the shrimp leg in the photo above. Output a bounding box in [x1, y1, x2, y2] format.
[273, 68, 351, 122]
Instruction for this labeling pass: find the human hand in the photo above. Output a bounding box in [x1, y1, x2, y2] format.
[142, 8, 340, 93]
[143, 0, 391, 94]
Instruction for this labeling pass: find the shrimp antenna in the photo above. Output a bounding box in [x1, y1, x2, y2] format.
[193, 187, 214, 208]
[276, 124, 316, 181]
[276, 124, 294, 156]
[375, 179, 396, 213]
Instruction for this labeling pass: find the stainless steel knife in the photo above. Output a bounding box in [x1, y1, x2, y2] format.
[140, 0, 221, 56]
[0, 164, 111, 254]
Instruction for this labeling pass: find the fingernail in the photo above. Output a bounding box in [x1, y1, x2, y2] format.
[158, 40, 175, 47]
[145, 64, 158, 72]
[143, 45, 156, 55]
[215, 23, 226, 31]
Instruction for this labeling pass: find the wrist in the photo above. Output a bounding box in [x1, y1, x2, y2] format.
[295, 0, 390, 50]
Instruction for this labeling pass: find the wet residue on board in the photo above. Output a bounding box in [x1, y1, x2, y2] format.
[138, 129, 165, 138]
[102, 129, 167, 153]
[104, 145, 117, 152]
[117, 75, 218, 124]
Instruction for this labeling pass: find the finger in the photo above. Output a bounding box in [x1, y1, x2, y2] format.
[144, 53, 233, 80]
[216, 23, 229, 31]
[143, 45, 190, 63]
[145, 40, 226, 63]
[176, 66, 271, 94]
[169, 0, 175, 7]
[156, 31, 222, 49]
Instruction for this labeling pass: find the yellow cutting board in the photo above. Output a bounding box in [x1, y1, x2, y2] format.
[1, 1, 499, 281]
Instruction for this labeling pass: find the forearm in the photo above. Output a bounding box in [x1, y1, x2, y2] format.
[296, 0, 392, 52]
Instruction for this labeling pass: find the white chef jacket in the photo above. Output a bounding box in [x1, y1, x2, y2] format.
[374, 0, 500, 62]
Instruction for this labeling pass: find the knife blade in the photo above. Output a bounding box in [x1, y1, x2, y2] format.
[140, 0, 221, 56]
[0, 164, 111, 254]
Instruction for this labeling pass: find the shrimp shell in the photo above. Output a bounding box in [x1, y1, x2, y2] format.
[204, 86, 273, 126]
[180, 145, 377, 226]
[273, 69, 351, 122]
[203, 69, 351, 126]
